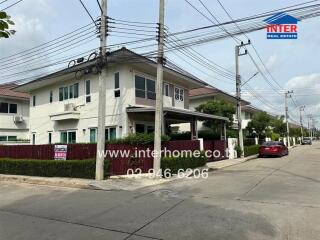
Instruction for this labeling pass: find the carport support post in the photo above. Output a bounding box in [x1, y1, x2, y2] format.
[190, 117, 198, 140]
[153, 0, 165, 175]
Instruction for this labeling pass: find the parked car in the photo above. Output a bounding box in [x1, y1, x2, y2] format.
[259, 141, 288, 158]
[301, 137, 312, 145]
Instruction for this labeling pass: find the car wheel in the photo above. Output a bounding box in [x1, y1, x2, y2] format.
[259, 154, 264, 158]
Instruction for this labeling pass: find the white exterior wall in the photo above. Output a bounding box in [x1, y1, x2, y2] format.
[0, 97, 29, 141]
[29, 65, 134, 144]
[28, 64, 192, 144]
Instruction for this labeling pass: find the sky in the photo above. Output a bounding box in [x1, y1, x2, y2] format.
[0, 0, 320, 127]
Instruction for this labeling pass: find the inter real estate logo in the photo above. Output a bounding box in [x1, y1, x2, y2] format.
[264, 12, 299, 40]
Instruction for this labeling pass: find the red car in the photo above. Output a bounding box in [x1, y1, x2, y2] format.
[259, 141, 289, 157]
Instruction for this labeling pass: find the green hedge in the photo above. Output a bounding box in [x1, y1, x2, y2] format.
[0, 159, 109, 179]
[244, 145, 260, 157]
[108, 133, 170, 145]
[161, 152, 207, 174]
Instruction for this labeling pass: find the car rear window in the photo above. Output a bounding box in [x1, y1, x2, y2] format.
[262, 141, 282, 146]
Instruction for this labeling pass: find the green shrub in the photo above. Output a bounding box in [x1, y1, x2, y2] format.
[244, 138, 256, 146]
[161, 152, 207, 174]
[244, 145, 260, 157]
[0, 159, 109, 179]
[108, 133, 170, 145]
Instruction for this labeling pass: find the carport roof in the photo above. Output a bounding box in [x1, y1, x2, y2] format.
[126, 106, 229, 122]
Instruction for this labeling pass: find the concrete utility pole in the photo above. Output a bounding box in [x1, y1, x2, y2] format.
[235, 40, 250, 158]
[299, 106, 305, 140]
[153, 0, 165, 174]
[284, 90, 293, 147]
[96, 0, 107, 180]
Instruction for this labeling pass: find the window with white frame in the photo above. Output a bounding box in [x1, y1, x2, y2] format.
[105, 127, 117, 141]
[163, 83, 169, 96]
[135, 75, 155, 100]
[85, 80, 91, 103]
[174, 87, 184, 101]
[0, 102, 17, 114]
[89, 128, 97, 143]
[60, 131, 76, 144]
[59, 83, 79, 102]
[114, 72, 120, 98]
[135, 123, 154, 133]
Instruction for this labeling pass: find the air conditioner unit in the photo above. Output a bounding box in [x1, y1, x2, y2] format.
[14, 115, 24, 123]
[64, 103, 76, 112]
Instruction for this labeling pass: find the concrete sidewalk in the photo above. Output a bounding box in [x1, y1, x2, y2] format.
[0, 154, 259, 191]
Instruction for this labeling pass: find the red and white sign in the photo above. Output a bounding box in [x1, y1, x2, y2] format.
[54, 145, 68, 160]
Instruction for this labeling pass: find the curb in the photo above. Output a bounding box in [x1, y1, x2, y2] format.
[0, 174, 94, 190]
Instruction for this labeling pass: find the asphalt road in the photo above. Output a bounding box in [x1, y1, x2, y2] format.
[1, 142, 320, 240]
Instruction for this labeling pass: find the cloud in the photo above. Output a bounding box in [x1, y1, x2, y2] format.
[285, 73, 320, 90]
[265, 54, 278, 69]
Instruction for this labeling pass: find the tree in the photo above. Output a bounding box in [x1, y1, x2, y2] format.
[246, 112, 272, 139]
[196, 100, 236, 129]
[270, 115, 287, 137]
[0, 11, 15, 38]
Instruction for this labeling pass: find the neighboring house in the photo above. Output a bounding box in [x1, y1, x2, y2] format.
[175, 86, 252, 132]
[15, 48, 228, 144]
[0, 83, 30, 143]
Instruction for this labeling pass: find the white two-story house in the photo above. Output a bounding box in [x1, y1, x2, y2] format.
[15, 48, 229, 144]
[0, 83, 30, 143]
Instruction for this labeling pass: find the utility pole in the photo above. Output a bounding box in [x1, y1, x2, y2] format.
[299, 106, 305, 141]
[153, 0, 165, 175]
[96, 0, 107, 180]
[235, 40, 250, 158]
[284, 90, 293, 147]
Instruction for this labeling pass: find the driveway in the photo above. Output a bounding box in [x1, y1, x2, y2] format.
[0, 142, 319, 239]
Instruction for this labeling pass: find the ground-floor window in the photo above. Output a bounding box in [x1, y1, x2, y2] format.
[32, 133, 36, 145]
[0, 136, 17, 142]
[48, 132, 52, 144]
[60, 131, 76, 144]
[90, 128, 97, 143]
[135, 123, 154, 134]
[105, 127, 116, 141]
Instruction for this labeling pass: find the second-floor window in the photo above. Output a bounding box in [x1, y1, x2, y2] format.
[114, 72, 120, 98]
[59, 83, 79, 101]
[0, 102, 17, 114]
[33, 95, 36, 106]
[174, 87, 184, 101]
[49, 90, 53, 103]
[135, 75, 155, 100]
[163, 83, 169, 97]
[85, 80, 91, 103]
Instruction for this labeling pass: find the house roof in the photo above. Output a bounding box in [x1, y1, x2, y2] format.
[14, 47, 208, 93]
[189, 86, 250, 106]
[0, 83, 30, 100]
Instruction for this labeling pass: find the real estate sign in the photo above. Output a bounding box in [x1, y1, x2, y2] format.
[54, 145, 68, 160]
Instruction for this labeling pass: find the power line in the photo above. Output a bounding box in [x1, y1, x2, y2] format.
[78, 0, 98, 27]
[215, 0, 284, 90]
[0, 0, 10, 5]
[0, 0, 22, 11]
